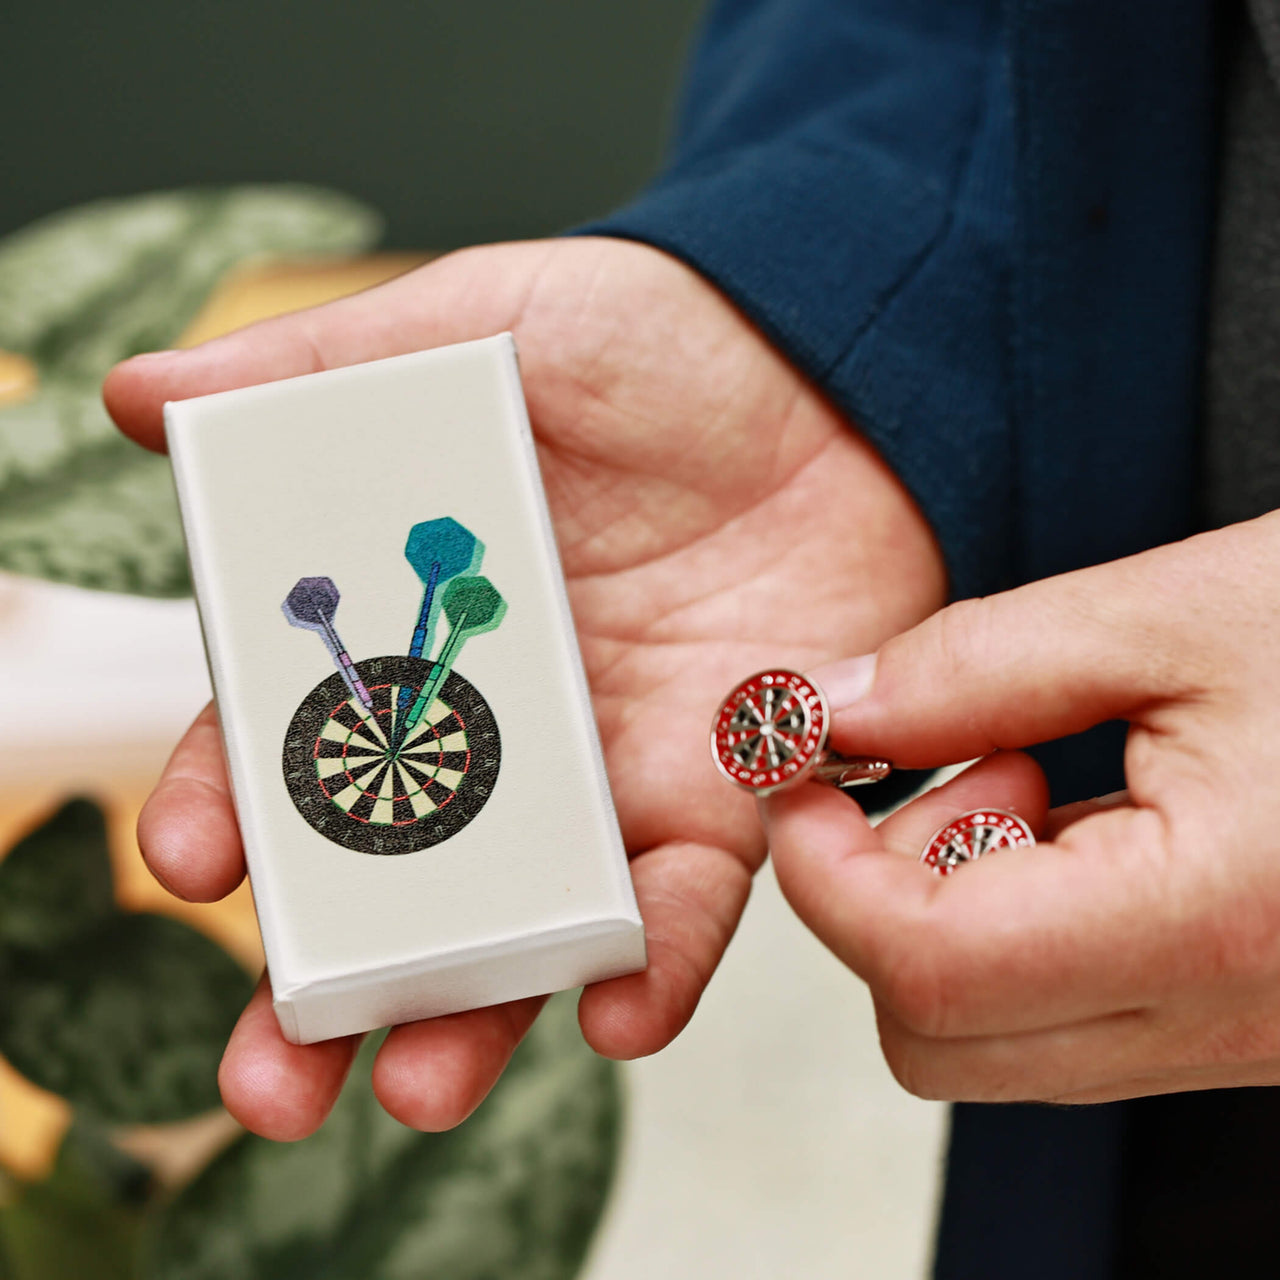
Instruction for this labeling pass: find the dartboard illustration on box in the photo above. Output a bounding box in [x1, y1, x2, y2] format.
[281, 517, 506, 855]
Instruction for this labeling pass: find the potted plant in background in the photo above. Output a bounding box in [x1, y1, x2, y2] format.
[0, 188, 621, 1280]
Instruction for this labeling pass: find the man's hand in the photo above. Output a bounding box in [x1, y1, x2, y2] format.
[764, 512, 1280, 1104]
[105, 236, 945, 1139]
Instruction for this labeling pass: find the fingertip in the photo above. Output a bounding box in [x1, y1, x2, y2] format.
[102, 351, 185, 452]
[577, 841, 753, 1061]
[760, 775, 877, 841]
[578, 968, 688, 1060]
[104, 334, 282, 451]
[137, 775, 246, 902]
[372, 998, 543, 1131]
[139, 702, 246, 902]
[762, 780, 881, 905]
[371, 1041, 479, 1132]
[219, 980, 360, 1141]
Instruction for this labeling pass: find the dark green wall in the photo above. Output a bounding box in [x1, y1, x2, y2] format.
[3, 0, 705, 247]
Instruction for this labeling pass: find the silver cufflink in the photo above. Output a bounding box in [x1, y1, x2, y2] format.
[710, 669, 892, 798]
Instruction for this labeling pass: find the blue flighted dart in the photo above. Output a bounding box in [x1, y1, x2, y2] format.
[282, 576, 374, 711]
[396, 517, 482, 734]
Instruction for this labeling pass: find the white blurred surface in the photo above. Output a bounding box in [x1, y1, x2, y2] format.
[4, 569, 947, 1277]
[0, 571, 210, 785]
[584, 856, 947, 1280]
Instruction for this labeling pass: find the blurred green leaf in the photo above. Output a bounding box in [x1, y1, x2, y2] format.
[0, 187, 381, 366]
[0, 444, 179, 596]
[146, 993, 621, 1280]
[0, 799, 114, 951]
[0, 1126, 145, 1280]
[54, 1122, 155, 1210]
[0, 186, 381, 596]
[0, 1179, 12, 1280]
[0, 914, 252, 1124]
[0, 1182, 136, 1280]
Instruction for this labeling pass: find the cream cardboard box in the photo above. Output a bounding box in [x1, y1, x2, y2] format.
[166, 335, 646, 1044]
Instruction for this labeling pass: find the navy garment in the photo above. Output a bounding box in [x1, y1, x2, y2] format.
[578, 2, 1220, 1276]
[584, 0, 1215, 605]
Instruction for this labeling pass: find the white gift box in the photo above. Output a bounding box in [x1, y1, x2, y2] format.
[166, 335, 646, 1044]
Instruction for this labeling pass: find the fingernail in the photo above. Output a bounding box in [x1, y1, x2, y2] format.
[1093, 790, 1128, 810]
[809, 654, 877, 710]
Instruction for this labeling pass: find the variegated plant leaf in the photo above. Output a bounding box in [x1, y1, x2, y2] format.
[0, 912, 252, 1125]
[0, 1125, 148, 1280]
[145, 994, 621, 1280]
[0, 187, 380, 595]
[0, 799, 114, 951]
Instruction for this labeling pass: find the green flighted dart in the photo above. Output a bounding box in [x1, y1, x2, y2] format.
[397, 575, 507, 746]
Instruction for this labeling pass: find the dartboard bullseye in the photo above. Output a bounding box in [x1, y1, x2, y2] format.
[711, 669, 829, 796]
[920, 809, 1035, 876]
[283, 655, 500, 855]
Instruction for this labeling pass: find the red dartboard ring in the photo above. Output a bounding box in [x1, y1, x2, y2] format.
[921, 809, 1035, 876]
[711, 669, 829, 796]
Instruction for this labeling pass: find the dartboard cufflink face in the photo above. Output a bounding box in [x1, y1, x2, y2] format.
[711, 669, 895, 797]
[920, 809, 1036, 875]
[711, 669, 829, 796]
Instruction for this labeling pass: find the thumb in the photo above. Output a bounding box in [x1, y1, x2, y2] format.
[102, 240, 558, 452]
[817, 543, 1199, 768]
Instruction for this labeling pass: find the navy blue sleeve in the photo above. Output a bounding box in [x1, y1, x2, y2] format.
[578, 0, 1015, 600]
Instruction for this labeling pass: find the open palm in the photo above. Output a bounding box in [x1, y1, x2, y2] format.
[105, 237, 945, 1138]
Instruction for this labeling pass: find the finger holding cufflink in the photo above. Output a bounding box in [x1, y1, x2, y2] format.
[711, 668, 1036, 871]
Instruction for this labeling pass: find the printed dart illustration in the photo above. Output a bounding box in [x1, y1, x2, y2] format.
[395, 517, 483, 741]
[282, 576, 374, 711]
[394, 573, 507, 751]
[279, 517, 506, 856]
